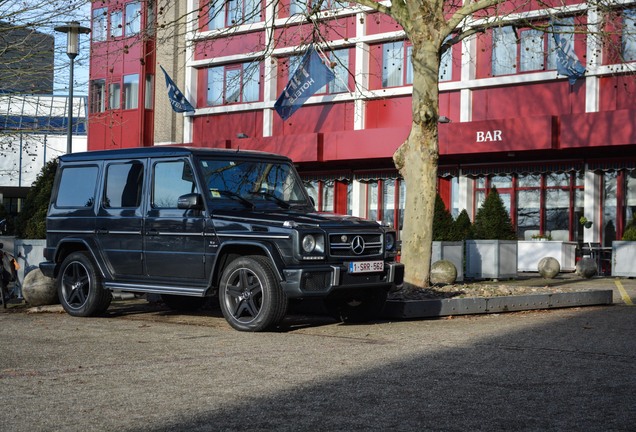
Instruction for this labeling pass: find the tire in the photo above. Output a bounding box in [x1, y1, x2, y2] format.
[325, 287, 388, 324]
[58, 251, 112, 317]
[218, 256, 287, 332]
[161, 294, 206, 312]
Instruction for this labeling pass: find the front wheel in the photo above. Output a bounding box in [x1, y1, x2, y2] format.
[218, 256, 287, 332]
[325, 288, 388, 324]
[58, 252, 112, 317]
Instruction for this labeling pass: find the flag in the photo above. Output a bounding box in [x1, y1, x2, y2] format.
[274, 45, 336, 120]
[551, 24, 585, 85]
[160, 65, 195, 113]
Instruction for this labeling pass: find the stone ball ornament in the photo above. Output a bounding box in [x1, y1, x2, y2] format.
[21, 269, 58, 306]
[575, 257, 597, 279]
[538, 257, 560, 279]
[430, 259, 457, 285]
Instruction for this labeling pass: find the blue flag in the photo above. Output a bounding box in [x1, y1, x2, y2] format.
[274, 46, 336, 120]
[551, 25, 585, 85]
[160, 65, 195, 113]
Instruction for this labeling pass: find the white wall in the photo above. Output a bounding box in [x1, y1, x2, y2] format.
[0, 133, 87, 187]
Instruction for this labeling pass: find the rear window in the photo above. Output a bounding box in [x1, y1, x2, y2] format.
[55, 166, 99, 208]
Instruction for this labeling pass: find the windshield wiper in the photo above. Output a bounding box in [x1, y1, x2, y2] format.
[217, 190, 255, 209]
[250, 191, 291, 209]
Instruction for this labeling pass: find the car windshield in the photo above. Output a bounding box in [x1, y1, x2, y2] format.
[198, 158, 311, 209]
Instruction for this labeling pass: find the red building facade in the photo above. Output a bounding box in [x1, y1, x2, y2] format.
[88, 0, 636, 247]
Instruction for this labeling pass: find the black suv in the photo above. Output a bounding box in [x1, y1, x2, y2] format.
[40, 147, 403, 331]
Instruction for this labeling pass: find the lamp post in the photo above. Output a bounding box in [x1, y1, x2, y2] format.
[54, 21, 90, 154]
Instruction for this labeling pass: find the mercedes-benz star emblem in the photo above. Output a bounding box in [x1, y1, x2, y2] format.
[351, 235, 365, 255]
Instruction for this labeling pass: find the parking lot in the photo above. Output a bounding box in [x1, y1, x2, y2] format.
[1, 282, 635, 432]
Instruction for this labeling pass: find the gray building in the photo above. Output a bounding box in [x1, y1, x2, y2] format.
[0, 22, 54, 94]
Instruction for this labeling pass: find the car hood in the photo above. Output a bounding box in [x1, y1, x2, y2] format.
[212, 209, 383, 229]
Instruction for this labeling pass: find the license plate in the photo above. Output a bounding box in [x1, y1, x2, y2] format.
[349, 260, 384, 273]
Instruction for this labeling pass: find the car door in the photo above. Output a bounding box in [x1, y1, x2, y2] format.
[96, 159, 145, 278]
[143, 157, 206, 282]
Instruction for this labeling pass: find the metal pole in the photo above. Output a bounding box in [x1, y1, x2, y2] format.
[67, 55, 75, 154]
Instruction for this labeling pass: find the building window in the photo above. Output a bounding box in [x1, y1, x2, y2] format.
[304, 179, 351, 214]
[520, 29, 544, 71]
[492, 19, 576, 76]
[603, 171, 618, 246]
[439, 42, 453, 82]
[209, 0, 262, 30]
[125, 1, 142, 35]
[382, 41, 406, 87]
[207, 62, 260, 106]
[365, 178, 406, 237]
[90, 79, 106, 113]
[109, 82, 121, 109]
[145, 75, 154, 109]
[123, 74, 139, 109]
[290, 0, 347, 15]
[381, 41, 451, 87]
[475, 172, 584, 242]
[288, 49, 348, 94]
[92, 7, 108, 42]
[110, 10, 123, 38]
[623, 9, 636, 61]
[492, 26, 518, 76]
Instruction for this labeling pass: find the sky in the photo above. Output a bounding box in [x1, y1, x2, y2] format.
[49, 1, 92, 96]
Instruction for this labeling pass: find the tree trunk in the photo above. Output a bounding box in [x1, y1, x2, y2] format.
[393, 39, 440, 289]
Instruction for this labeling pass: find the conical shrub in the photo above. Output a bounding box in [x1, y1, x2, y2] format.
[432, 193, 454, 241]
[472, 187, 516, 240]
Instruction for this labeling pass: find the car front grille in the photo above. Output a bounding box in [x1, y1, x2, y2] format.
[329, 232, 383, 258]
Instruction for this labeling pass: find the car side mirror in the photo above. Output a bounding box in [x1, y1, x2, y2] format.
[177, 193, 204, 211]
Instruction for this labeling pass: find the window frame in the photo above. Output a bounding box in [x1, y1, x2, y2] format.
[92, 7, 108, 42]
[206, 62, 262, 106]
[491, 19, 578, 77]
[125, 1, 142, 35]
[287, 49, 349, 95]
[208, 0, 263, 30]
[123, 74, 140, 110]
[90, 79, 106, 113]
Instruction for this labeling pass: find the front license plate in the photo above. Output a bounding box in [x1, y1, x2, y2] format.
[349, 260, 384, 274]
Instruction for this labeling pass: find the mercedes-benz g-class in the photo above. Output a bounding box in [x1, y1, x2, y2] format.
[40, 147, 403, 331]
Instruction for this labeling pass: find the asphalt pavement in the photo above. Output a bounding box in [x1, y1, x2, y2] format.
[1, 275, 635, 431]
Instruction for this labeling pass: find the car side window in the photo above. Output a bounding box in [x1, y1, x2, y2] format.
[103, 161, 144, 208]
[55, 166, 99, 208]
[152, 160, 198, 208]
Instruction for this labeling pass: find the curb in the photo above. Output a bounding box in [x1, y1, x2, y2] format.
[383, 290, 614, 319]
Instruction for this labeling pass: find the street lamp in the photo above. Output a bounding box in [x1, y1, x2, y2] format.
[54, 21, 90, 154]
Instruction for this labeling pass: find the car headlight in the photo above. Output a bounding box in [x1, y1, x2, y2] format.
[302, 234, 317, 253]
[300, 233, 325, 257]
[386, 233, 396, 251]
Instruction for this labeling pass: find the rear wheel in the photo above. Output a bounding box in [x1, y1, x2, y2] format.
[325, 287, 388, 323]
[58, 252, 112, 317]
[219, 256, 287, 332]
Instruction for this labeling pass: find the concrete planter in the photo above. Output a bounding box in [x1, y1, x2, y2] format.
[13, 239, 47, 288]
[517, 241, 577, 272]
[431, 241, 464, 282]
[612, 241, 636, 277]
[465, 240, 517, 280]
